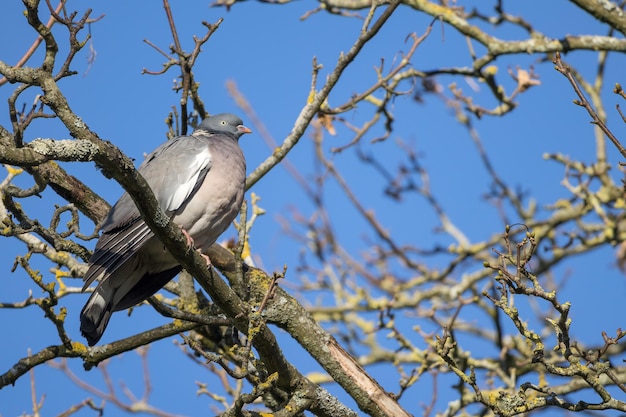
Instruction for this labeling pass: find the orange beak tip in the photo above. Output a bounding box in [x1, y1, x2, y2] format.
[238, 125, 252, 134]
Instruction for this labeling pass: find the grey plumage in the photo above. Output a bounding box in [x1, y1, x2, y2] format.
[80, 113, 250, 346]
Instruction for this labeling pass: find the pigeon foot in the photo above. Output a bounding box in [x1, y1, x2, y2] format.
[180, 228, 212, 267]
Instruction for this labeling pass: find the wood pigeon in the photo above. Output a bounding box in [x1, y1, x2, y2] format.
[80, 113, 251, 346]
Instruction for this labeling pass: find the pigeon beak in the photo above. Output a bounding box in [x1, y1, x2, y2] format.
[237, 125, 252, 135]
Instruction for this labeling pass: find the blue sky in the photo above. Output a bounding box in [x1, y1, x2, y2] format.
[1, 1, 626, 416]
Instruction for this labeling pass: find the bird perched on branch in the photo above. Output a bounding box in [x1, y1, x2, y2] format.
[80, 113, 251, 346]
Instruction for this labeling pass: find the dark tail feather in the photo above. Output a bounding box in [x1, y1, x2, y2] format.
[80, 266, 181, 346]
[113, 266, 182, 312]
[80, 289, 113, 346]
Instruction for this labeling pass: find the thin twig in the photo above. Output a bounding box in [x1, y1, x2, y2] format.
[554, 52, 626, 159]
[245, 0, 403, 189]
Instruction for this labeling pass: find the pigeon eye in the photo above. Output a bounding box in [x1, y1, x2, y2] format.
[221, 121, 226, 125]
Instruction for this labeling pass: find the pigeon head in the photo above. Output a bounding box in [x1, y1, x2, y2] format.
[196, 113, 252, 140]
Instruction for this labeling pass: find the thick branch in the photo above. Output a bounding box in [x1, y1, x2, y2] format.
[206, 244, 412, 417]
[568, 0, 626, 36]
[0, 139, 100, 166]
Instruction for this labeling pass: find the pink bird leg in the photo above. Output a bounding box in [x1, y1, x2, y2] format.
[181, 228, 212, 266]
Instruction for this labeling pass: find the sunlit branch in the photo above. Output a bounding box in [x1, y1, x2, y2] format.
[246, 0, 402, 189]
